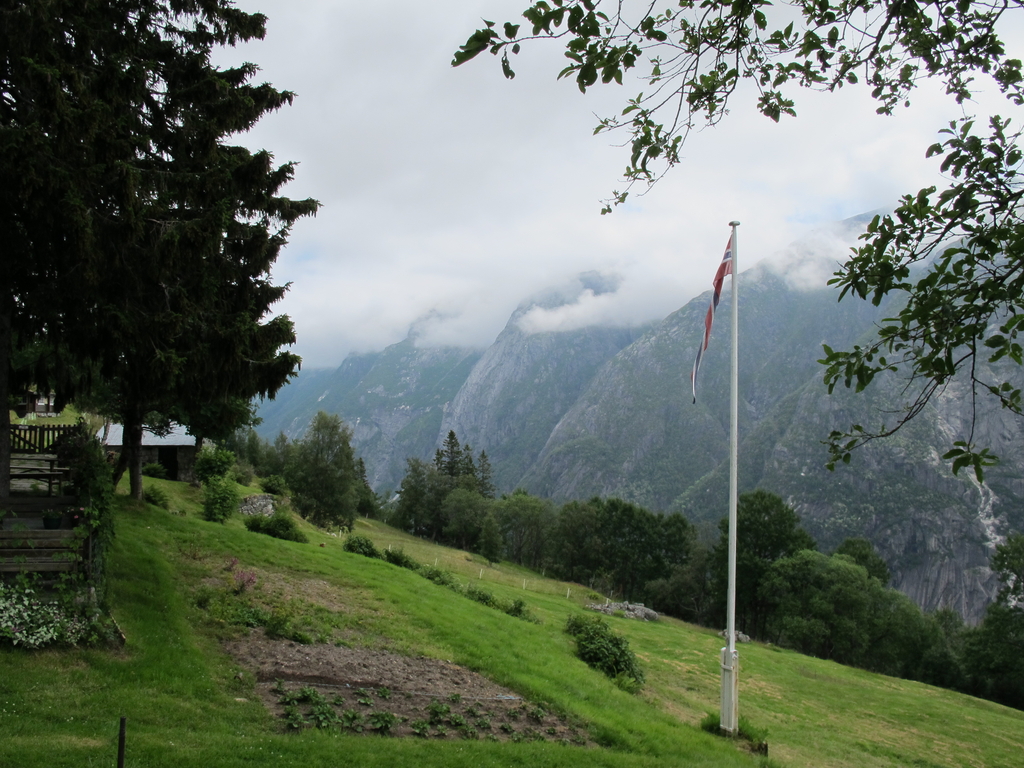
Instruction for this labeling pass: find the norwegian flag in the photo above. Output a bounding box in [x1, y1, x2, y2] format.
[690, 237, 734, 403]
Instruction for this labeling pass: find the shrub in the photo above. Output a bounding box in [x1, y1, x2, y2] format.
[261, 474, 290, 496]
[564, 614, 645, 688]
[230, 461, 255, 487]
[418, 565, 457, 588]
[465, 583, 497, 608]
[194, 446, 236, 483]
[143, 483, 170, 509]
[382, 547, 418, 569]
[245, 511, 308, 543]
[202, 475, 239, 523]
[141, 462, 167, 479]
[504, 598, 535, 621]
[343, 534, 382, 559]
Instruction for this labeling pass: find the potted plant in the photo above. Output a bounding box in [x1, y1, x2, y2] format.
[43, 510, 63, 530]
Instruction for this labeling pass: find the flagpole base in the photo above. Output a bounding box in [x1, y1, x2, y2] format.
[720, 647, 739, 736]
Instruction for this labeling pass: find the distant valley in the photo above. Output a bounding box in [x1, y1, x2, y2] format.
[257, 219, 1024, 623]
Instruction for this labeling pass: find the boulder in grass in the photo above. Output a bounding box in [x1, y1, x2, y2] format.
[239, 494, 275, 517]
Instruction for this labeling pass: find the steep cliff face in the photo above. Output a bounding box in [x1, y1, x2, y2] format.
[522, 264, 881, 510]
[440, 309, 643, 490]
[256, 338, 481, 491]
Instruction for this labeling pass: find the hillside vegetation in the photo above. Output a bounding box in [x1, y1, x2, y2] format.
[2, 481, 1022, 768]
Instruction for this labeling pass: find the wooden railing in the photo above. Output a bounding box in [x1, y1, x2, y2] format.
[0, 497, 91, 576]
[7, 424, 79, 454]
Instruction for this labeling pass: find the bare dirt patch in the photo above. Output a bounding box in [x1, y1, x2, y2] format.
[224, 630, 593, 745]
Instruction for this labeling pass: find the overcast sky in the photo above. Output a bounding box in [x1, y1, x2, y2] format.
[213, 0, 1019, 369]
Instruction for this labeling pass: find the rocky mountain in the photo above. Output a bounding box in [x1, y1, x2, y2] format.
[256, 338, 482, 490]
[439, 276, 649, 491]
[257, 221, 1022, 621]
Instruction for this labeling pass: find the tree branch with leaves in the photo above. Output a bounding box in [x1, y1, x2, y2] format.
[455, 0, 1024, 477]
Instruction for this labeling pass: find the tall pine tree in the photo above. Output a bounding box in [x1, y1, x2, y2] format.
[1, 2, 317, 498]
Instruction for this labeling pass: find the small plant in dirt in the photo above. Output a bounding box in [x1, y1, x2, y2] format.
[448, 693, 462, 704]
[460, 726, 478, 740]
[474, 717, 491, 730]
[426, 700, 450, 725]
[331, 694, 346, 706]
[507, 706, 522, 721]
[354, 687, 373, 706]
[410, 719, 430, 737]
[282, 705, 307, 730]
[367, 710, 397, 734]
[433, 724, 448, 737]
[500, 722, 515, 734]
[271, 679, 287, 695]
[277, 689, 301, 706]
[448, 713, 466, 728]
[376, 686, 391, 700]
[528, 705, 546, 723]
[297, 686, 325, 704]
[465, 704, 480, 717]
[309, 702, 339, 729]
[340, 710, 364, 733]
[546, 727, 558, 736]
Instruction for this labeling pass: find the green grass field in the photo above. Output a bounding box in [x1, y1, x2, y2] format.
[1, 481, 1021, 767]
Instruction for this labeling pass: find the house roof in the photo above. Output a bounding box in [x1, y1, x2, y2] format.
[99, 423, 197, 447]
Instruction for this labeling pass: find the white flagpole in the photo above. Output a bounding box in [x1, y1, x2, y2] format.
[720, 220, 740, 736]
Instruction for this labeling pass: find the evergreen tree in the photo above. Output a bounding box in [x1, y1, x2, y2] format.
[439, 430, 463, 478]
[394, 458, 431, 537]
[457, 443, 478, 489]
[1, 2, 316, 499]
[476, 450, 496, 499]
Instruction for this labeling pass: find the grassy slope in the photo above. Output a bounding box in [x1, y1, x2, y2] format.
[1, 481, 1021, 768]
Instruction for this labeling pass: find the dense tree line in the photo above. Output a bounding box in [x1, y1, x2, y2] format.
[384, 434, 1024, 710]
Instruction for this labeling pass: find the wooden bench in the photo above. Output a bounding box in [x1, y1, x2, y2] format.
[0, 497, 88, 575]
[9, 454, 70, 496]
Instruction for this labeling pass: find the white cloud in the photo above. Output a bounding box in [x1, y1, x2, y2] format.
[213, 0, 1023, 367]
